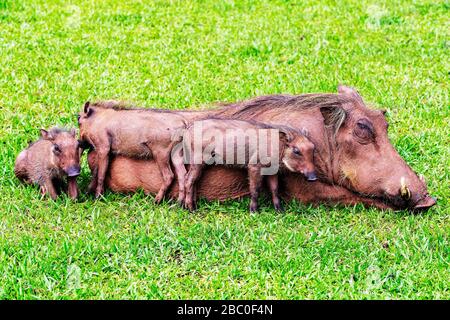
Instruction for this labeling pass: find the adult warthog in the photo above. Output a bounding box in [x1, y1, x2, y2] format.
[86, 86, 436, 211]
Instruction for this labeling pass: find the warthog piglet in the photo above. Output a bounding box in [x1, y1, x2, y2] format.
[180, 119, 317, 212]
[14, 127, 81, 200]
[78, 101, 188, 202]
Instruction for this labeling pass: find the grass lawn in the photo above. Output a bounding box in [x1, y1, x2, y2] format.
[0, 0, 448, 299]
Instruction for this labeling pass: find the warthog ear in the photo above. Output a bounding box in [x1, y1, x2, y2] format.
[84, 101, 94, 117]
[337, 85, 364, 104]
[320, 106, 347, 135]
[40, 129, 54, 140]
[278, 127, 294, 142]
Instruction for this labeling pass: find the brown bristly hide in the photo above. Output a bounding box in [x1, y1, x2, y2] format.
[85, 87, 435, 211]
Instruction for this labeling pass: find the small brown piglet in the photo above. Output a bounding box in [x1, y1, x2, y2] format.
[182, 119, 317, 212]
[14, 127, 81, 200]
[78, 101, 188, 203]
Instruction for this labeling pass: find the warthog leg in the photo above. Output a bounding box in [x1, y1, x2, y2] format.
[67, 177, 78, 200]
[94, 146, 110, 198]
[248, 165, 263, 213]
[87, 152, 98, 194]
[267, 174, 283, 212]
[43, 179, 58, 200]
[154, 149, 175, 204]
[171, 143, 187, 204]
[184, 164, 203, 211]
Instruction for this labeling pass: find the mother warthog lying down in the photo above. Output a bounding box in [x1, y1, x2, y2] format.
[86, 86, 435, 211]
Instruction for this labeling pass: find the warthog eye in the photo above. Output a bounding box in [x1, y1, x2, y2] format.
[354, 119, 375, 142]
[53, 144, 61, 154]
[293, 147, 301, 156]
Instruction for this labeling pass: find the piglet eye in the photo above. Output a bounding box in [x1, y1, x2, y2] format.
[293, 147, 301, 156]
[53, 144, 61, 154]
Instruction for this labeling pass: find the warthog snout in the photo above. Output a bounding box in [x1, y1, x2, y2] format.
[66, 166, 81, 177]
[305, 171, 317, 182]
[413, 195, 437, 211]
[393, 176, 436, 211]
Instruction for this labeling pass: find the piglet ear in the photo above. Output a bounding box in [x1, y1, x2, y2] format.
[337, 84, 364, 104]
[40, 129, 52, 140]
[84, 101, 94, 117]
[278, 127, 293, 142]
[70, 128, 76, 137]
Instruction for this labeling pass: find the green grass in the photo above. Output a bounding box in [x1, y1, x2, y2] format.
[0, 0, 448, 299]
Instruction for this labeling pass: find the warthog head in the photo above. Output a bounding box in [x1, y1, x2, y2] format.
[41, 128, 81, 177]
[321, 85, 435, 210]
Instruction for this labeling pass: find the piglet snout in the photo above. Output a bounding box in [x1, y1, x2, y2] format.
[305, 171, 317, 182]
[66, 166, 81, 177]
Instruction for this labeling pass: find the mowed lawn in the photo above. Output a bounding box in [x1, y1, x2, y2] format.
[0, 0, 448, 299]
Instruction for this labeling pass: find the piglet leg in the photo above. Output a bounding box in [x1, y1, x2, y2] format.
[184, 164, 203, 211]
[88, 164, 98, 194]
[248, 166, 263, 213]
[171, 143, 187, 204]
[43, 179, 58, 200]
[87, 151, 98, 194]
[67, 177, 79, 200]
[267, 174, 283, 211]
[154, 151, 175, 204]
[95, 147, 110, 198]
[40, 185, 47, 197]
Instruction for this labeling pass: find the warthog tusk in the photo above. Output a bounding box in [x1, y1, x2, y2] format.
[400, 177, 411, 200]
[419, 174, 426, 183]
